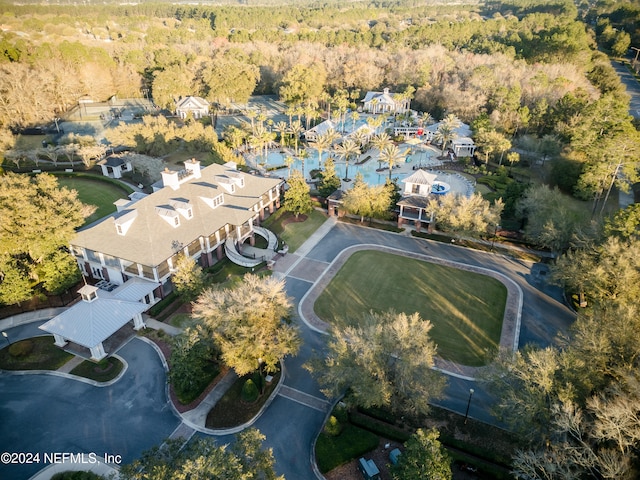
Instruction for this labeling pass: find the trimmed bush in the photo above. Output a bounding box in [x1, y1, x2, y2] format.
[8, 340, 34, 358]
[323, 415, 343, 437]
[349, 411, 411, 442]
[241, 379, 259, 403]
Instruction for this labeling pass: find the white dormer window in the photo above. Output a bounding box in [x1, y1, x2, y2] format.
[169, 199, 193, 220]
[200, 193, 224, 210]
[229, 171, 245, 188]
[114, 209, 138, 236]
[156, 206, 181, 228]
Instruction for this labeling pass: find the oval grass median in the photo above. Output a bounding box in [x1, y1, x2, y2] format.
[313, 250, 507, 366]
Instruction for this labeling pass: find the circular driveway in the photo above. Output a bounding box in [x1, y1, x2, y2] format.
[0, 338, 180, 479]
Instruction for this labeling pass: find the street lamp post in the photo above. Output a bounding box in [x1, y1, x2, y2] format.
[2, 331, 10, 347]
[490, 224, 501, 252]
[464, 388, 474, 424]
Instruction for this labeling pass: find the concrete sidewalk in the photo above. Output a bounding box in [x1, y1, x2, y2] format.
[181, 370, 239, 428]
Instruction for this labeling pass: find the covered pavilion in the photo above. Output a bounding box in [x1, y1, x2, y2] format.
[39, 278, 159, 361]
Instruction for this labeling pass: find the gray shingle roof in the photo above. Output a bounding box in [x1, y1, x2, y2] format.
[71, 163, 282, 267]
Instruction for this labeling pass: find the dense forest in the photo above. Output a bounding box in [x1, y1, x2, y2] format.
[1, 0, 637, 202]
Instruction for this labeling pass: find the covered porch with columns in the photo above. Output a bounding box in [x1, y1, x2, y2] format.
[397, 196, 434, 232]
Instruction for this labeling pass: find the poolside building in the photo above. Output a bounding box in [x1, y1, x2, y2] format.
[396, 169, 438, 232]
[362, 88, 410, 114]
[69, 160, 283, 300]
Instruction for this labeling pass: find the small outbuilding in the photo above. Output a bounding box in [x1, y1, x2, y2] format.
[175, 96, 210, 120]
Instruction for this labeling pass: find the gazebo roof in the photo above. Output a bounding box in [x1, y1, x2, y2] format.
[402, 169, 437, 186]
[39, 279, 159, 349]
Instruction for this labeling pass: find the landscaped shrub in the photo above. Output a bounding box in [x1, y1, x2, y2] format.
[51, 471, 104, 480]
[323, 415, 343, 437]
[148, 291, 179, 318]
[8, 340, 33, 358]
[349, 411, 411, 442]
[241, 379, 259, 403]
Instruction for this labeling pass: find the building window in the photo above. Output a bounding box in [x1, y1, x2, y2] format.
[174, 216, 180, 226]
[213, 194, 224, 208]
[187, 208, 193, 218]
[91, 266, 104, 279]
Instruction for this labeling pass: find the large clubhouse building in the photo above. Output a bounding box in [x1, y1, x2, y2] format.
[69, 160, 283, 301]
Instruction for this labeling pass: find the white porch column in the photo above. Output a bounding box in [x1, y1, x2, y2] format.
[90, 343, 107, 361]
[132, 313, 145, 330]
[53, 334, 67, 347]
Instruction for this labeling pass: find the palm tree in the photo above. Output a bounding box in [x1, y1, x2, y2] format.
[350, 111, 360, 133]
[371, 132, 392, 153]
[351, 129, 370, 153]
[434, 115, 461, 159]
[249, 124, 275, 164]
[288, 120, 304, 155]
[244, 109, 258, 134]
[298, 148, 309, 178]
[310, 131, 334, 169]
[274, 121, 289, 147]
[379, 144, 408, 180]
[333, 139, 361, 182]
[284, 155, 295, 177]
[419, 112, 434, 127]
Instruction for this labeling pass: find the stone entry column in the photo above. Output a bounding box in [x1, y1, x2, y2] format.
[133, 313, 145, 330]
[53, 334, 67, 347]
[90, 343, 107, 361]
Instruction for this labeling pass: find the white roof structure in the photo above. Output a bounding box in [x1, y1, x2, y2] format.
[39, 279, 158, 349]
[304, 120, 337, 140]
[175, 96, 209, 110]
[424, 121, 472, 139]
[362, 89, 396, 106]
[402, 169, 437, 186]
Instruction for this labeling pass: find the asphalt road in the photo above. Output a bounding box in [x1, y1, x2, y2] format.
[0, 338, 180, 480]
[0, 221, 575, 479]
[611, 60, 640, 119]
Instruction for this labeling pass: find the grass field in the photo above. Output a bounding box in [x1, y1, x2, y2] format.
[56, 175, 131, 225]
[263, 208, 327, 252]
[314, 251, 507, 366]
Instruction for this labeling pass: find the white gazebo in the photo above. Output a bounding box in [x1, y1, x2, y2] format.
[40, 279, 159, 361]
[396, 169, 438, 231]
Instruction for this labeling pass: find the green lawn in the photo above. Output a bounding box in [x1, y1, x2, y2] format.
[55, 175, 131, 225]
[314, 251, 507, 366]
[70, 356, 124, 382]
[263, 209, 327, 252]
[0, 336, 73, 370]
